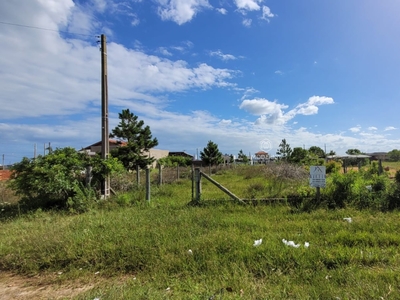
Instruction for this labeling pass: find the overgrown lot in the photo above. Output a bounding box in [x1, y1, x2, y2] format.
[1, 164, 400, 299]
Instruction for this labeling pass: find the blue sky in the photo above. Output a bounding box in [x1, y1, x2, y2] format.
[1, 0, 400, 164]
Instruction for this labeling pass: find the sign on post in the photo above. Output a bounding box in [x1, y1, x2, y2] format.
[310, 166, 326, 188]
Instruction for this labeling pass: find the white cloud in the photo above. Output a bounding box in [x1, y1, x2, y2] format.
[234, 0, 262, 11]
[130, 13, 140, 26]
[385, 126, 397, 131]
[156, 0, 211, 25]
[242, 18, 252, 27]
[219, 119, 232, 125]
[261, 5, 274, 20]
[349, 126, 361, 133]
[368, 126, 378, 131]
[275, 70, 284, 75]
[158, 47, 173, 56]
[209, 50, 237, 61]
[239, 96, 334, 126]
[216, 7, 227, 14]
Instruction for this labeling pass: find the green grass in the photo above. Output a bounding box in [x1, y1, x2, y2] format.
[1, 167, 400, 299]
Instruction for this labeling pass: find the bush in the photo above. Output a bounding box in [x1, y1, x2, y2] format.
[9, 148, 123, 211]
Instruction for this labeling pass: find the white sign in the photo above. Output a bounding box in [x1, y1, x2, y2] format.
[310, 166, 326, 188]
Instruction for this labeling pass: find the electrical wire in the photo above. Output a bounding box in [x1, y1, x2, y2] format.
[0, 21, 97, 38]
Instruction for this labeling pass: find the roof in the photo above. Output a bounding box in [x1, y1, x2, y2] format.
[327, 154, 371, 159]
[83, 140, 127, 150]
[255, 151, 269, 155]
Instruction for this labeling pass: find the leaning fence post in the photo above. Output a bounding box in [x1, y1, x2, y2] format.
[146, 167, 150, 202]
[195, 167, 201, 203]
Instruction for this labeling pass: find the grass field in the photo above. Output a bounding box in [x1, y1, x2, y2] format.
[1, 165, 400, 299]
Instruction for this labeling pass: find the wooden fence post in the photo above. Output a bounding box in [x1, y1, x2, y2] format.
[191, 165, 194, 201]
[136, 165, 140, 186]
[85, 166, 92, 187]
[158, 164, 162, 185]
[146, 167, 150, 202]
[195, 168, 201, 203]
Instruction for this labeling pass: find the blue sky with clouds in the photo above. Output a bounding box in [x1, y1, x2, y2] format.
[1, 0, 400, 164]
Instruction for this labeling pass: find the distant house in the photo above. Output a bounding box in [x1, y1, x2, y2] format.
[253, 151, 270, 164]
[82, 140, 127, 154]
[168, 151, 194, 159]
[367, 152, 388, 161]
[81, 140, 169, 168]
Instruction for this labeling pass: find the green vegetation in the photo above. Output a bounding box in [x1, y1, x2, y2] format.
[110, 109, 158, 170]
[8, 147, 123, 212]
[1, 164, 400, 298]
[158, 155, 193, 167]
[200, 140, 223, 165]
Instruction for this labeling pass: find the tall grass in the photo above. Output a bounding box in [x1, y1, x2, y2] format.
[1, 165, 400, 298]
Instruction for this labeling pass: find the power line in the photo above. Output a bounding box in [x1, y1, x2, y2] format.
[0, 20, 95, 37]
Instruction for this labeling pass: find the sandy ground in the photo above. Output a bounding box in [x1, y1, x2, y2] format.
[0, 272, 95, 300]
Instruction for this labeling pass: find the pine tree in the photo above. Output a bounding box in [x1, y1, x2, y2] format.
[200, 140, 223, 166]
[110, 109, 158, 170]
[276, 139, 292, 161]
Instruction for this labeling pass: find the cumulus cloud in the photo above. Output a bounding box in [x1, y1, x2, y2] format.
[209, 50, 238, 61]
[275, 70, 284, 75]
[368, 126, 377, 131]
[156, 0, 211, 25]
[261, 5, 274, 20]
[242, 18, 252, 27]
[239, 96, 334, 125]
[0, 0, 236, 120]
[234, 0, 262, 11]
[385, 126, 397, 131]
[349, 126, 361, 133]
[216, 7, 227, 14]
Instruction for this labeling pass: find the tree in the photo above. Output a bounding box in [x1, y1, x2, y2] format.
[328, 150, 336, 156]
[276, 139, 292, 161]
[9, 147, 123, 210]
[346, 149, 362, 155]
[200, 140, 223, 165]
[308, 146, 325, 158]
[290, 147, 308, 163]
[388, 149, 400, 162]
[110, 109, 158, 170]
[237, 149, 249, 163]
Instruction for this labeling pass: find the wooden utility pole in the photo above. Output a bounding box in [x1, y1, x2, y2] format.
[100, 34, 110, 198]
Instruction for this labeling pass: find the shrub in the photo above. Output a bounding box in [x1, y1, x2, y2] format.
[9, 148, 123, 211]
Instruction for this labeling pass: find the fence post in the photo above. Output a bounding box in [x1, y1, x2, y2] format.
[146, 167, 150, 202]
[191, 165, 194, 201]
[136, 165, 140, 186]
[195, 168, 201, 203]
[85, 166, 93, 187]
[158, 164, 162, 185]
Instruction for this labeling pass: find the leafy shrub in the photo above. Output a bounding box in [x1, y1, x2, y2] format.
[9, 147, 123, 211]
[325, 161, 341, 174]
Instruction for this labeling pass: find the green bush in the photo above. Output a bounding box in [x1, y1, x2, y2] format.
[9, 147, 123, 211]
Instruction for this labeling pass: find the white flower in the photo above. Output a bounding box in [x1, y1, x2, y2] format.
[304, 242, 310, 248]
[253, 239, 262, 247]
[343, 217, 352, 223]
[188, 249, 193, 255]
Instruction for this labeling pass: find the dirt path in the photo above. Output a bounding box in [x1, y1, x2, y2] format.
[0, 272, 96, 300]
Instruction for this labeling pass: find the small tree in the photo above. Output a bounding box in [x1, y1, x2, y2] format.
[309, 146, 325, 158]
[276, 139, 292, 161]
[110, 109, 158, 170]
[237, 149, 249, 163]
[346, 149, 362, 155]
[200, 140, 223, 166]
[9, 147, 123, 210]
[388, 149, 400, 162]
[290, 147, 308, 164]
